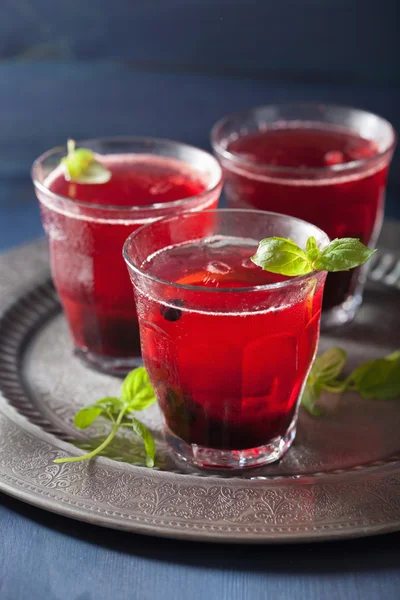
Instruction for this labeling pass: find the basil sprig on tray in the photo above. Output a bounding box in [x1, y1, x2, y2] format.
[54, 367, 156, 467]
[302, 348, 400, 416]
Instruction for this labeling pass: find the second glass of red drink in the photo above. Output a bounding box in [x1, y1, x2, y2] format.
[211, 104, 396, 327]
[32, 137, 222, 374]
[124, 209, 329, 469]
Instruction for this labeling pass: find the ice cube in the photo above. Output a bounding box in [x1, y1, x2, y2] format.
[324, 151, 345, 166]
[346, 144, 376, 161]
[206, 261, 232, 275]
[148, 181, 174, 195]
[241, 257, 257, 270]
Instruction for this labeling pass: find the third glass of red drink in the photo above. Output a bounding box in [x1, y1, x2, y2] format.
[211, 104, 396, 327]
[124, 209, 329, 469]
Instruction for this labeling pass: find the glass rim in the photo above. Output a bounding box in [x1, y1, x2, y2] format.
[123, 208, 330, 294]
[210, 102, 397, 177]
[31, 135, 223, 213]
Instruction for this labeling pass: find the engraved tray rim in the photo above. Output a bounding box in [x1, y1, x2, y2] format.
[1, 242, 400, 544]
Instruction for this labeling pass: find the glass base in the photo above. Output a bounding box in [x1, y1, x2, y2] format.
[321, 293, 362, 330]
[165, 419, 297, 470]
[74, 348, 143, 376]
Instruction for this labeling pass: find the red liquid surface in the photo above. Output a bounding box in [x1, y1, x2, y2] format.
[42, 155, 209, 358]
[138, 238, 324, 450]
[225, 127, 389, 310]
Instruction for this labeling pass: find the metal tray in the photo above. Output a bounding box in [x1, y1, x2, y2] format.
[0, 235, 399, 543]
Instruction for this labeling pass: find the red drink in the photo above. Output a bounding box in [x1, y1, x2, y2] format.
[225, 127, 386, 311]
[49, 156, 207, 207]
[33, 138, 222, 373]
[124, 209, 328, 469]
[139, 240, 323, 450]
[212, 105, 395, 327]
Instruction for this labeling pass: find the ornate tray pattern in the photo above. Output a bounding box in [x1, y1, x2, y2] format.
[0, 237, 399, 543]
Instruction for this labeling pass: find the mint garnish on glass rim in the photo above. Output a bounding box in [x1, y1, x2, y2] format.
[251, 236, 376, 276]
[54, 367, 156, 467]
[61, 139, 111, 184]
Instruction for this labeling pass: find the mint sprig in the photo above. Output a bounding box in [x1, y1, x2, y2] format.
[251, 236, 375, 276]
[61, 139, 111, 184]
[54, 367, 157, 467]
[302, 348, 400, 415]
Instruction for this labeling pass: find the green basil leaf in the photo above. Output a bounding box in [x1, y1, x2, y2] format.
[351, 356, 400, 400]
[251, 237, 312, 276]
[306, 236, 318, 252]
[306, 248, 321, 263]
[310, 347, 348, 383]
[128, 392, 157, 412]
[312, 238, 376, 272]
[322, 380, 349, 394]
[74, 405, 103, 429]
[132, 418, 156, 467]
[61, 139, 111, 184]
[301, 381, 323, 416]
[121, 367, 156, 410]
[95, 396, 124, 416]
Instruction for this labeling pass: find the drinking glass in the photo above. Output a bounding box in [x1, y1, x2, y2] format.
[124, 209, 329, 469]
[32, 137, 222, 374]
[211, 104, 396, 327]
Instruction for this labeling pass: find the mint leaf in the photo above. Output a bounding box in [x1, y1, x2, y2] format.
[302, 347, 400, 418]
[301, 348, 347, 415]
[132, 418, 156, 467]
[95, 396, 124, 413]
[61, 139, 111, 184]
[251, 237, 312, 276]
[301, 380, 324, 416]
[310, 347, 347, 383]
[306, 236, 318, 252]
[252, 236, 375, 277]
[74, 405, 103, 429]
[121, 367, 156, 410]
[91, 396, 124, 422]
[54, 366, 157, 466]
[350, 355, 400, 400]
[312, 238, 376, 272]
[305, 237, 321, 263]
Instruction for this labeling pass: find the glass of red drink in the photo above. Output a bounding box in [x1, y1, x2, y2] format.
[32, 137, 222, 374]
[123, 209, 329, 469]
[211, 104, 396, 328]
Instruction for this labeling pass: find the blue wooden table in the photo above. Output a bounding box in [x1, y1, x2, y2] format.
[1, 3, 400, 591]
[2, 490, 400, 599]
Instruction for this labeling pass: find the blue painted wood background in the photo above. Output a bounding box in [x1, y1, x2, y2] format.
[1, 1, 398, 82]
